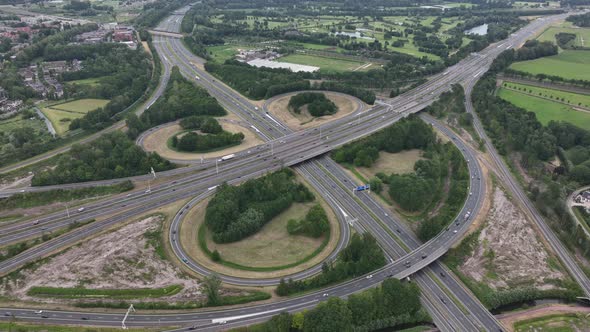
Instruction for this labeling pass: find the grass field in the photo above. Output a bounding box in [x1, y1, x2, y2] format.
[277, 53, 371, 73]
[356, 150, 424, 181]
[204, 201, 328, 268]
[514, 313, 590, 331]
[537, 25, 590, 49]
[498, 88, 590, 130]
[41, 98, 109, 136]
[502, 82, 590, 108]
[509, 50, 590, 81]
[65, 76, 108, 86]
[0, 115, 48, 134]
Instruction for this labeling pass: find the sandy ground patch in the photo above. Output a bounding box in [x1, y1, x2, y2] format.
[459, 186, 565, 290]
[498, 304, 590, 332]
[141, 120, 264, 161]
[0, 215, 205, 304]
[0, 173, 32, 191]
[266, 92, 364, 131]
[179, 175, 342, 279]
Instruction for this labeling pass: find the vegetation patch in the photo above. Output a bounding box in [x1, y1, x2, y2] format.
[250, 278, 429, 332]
[514, 313, 590, 331]
[509, 50, 590, 82]
[288, 92, 338, 117]
[31, 131, 173, 186]
[27, 284, 183, 299]
[204, 168, 315, 243]
[498, 88, 590, 131]
[276, 233, 385, 296]
[0, 181, 133, 211]
[201, 201, 331, 270]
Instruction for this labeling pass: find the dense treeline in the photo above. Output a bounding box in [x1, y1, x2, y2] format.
[252, 278, 428, 332]
[173, 130, 244, 152]
[31, 131, 173, 186]
[288, 92, 338, 117]
[514, 40, 558, 61]
[205, 60, 312, 100]
[276, 233, 385, 296]
[555, 32, 577, 49]
[287, 204, 330, 238]
[126, 67, 226, 138]
[427, 84, 467, 119]
[65, 44, 152, 131]
[134, 0, 192, 28]
[205, 169, 315, 243]
[474, 47, 590, 267]
[179, 116, 222, 133]
[332, 116, 436, 167]
[567, 12, 590, 27]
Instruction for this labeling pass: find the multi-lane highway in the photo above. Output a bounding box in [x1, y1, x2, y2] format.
[0, 7, 580, 331]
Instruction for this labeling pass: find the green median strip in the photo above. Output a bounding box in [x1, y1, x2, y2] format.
[27, 284, 183, 299]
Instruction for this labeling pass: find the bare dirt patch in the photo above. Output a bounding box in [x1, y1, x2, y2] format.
[498, 304, 590, 332]
[459, 187, 565, 290]
[179, 174, 341, 279]
[141, 119, 264, 161]
[266, 92, 364, 131]
[0, 215, 204, 304]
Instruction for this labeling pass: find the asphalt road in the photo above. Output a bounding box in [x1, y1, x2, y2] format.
[0, 8, 579, 332]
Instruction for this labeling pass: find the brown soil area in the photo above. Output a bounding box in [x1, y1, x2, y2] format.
[0, 215, 205, 304]
[141, 119, 264, 161]
[179, 174, 342, 279]
[459, 186, 565, 290]
[266, 92, 364, 131]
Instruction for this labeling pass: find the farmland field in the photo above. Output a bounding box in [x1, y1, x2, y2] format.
[501, 82, 590, 108]
[41, 98, 109, 136]
[509, 50, 590, 81]
[498, 88, 590, 130]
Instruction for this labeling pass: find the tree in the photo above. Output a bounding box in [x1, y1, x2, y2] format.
[203, 274, 222, 305]
[303, 297, 353, 332]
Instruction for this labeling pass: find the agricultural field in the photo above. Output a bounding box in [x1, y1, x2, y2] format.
[498, 88, 590, 130]
[501, 82, 590, 108]
[40, 98, 110, 136]
[277, 53, 372, 73]
[65, 76, 109, 87]
[509, 50, 590, 81]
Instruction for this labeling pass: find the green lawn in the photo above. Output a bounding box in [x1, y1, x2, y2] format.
[501, 82, 590, 108]
[537, 26, 590, 49]
[509, 50, 590, 81]
[498, 88, 590, 130]
[277, 53, 370, 73]
[41, 98, 109, 136]
[65, 76, 108, 86]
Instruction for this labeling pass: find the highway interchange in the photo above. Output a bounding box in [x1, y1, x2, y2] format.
[0, 6, 585, 331]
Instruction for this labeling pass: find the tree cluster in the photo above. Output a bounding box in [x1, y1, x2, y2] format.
[288, 92, 338, 117]
[126, 66, 226, 138]
[179, 116, 222, 133]
[205, 169, 315, 243]
[173, 130, 244, 152]
[253, 279, 429, 332]
[514, 40, 558, 61]
[555, 32, 577, 49]
[567, 12, 590, 27]
[276, 233, 385, 296]
[287, 204, 330, 238]
[31, 131, 173, 186]
[332, 116, 436, 167]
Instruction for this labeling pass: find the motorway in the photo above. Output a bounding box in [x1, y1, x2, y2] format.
[0, 7, 579, 332]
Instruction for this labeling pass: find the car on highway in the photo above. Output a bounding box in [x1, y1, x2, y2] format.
[453, 230, 458, 234]
[77, 207, 85, 212]
[35, 310, 43, 314]
[366, 274, 373, 279]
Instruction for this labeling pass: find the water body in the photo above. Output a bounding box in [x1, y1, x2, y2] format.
[465, 23, 488, 36]
[333, 31, 374, 41]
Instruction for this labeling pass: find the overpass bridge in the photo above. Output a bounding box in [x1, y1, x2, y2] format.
[149, 30, 184, 38]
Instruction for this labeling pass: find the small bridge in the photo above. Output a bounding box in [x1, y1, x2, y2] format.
[148, 30, 184, 39]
